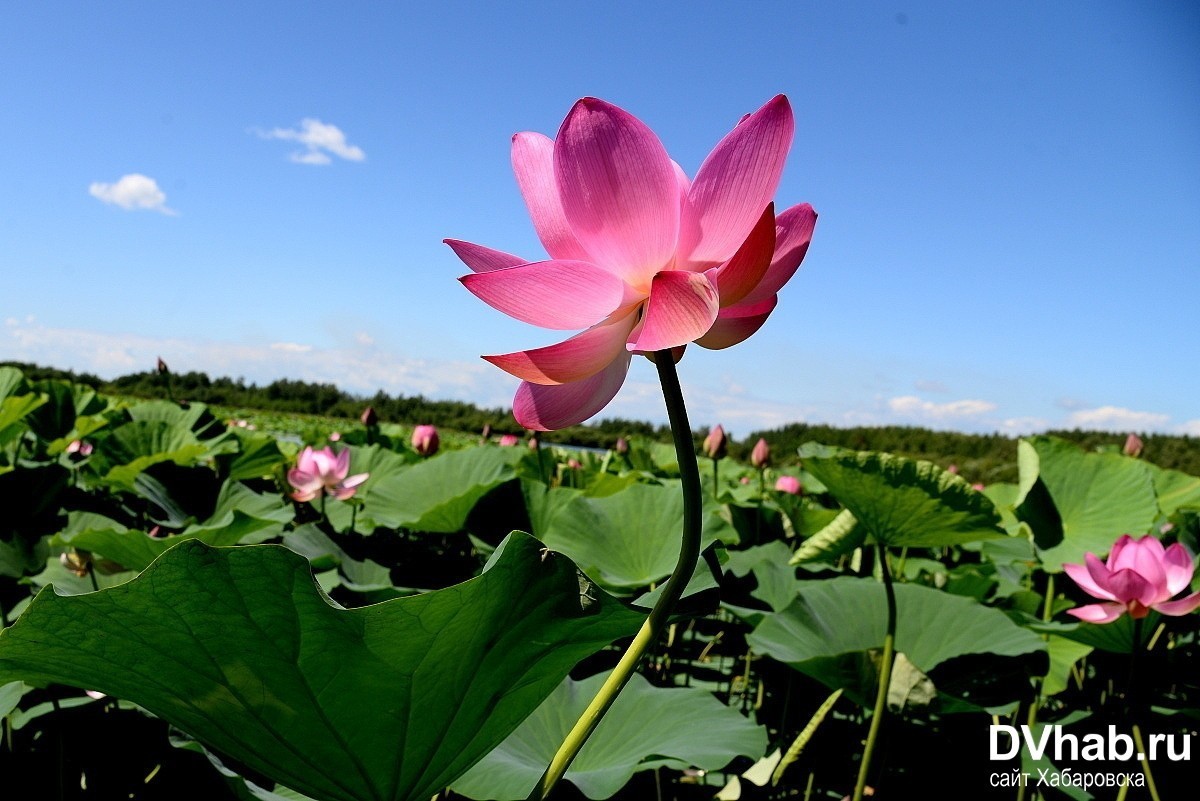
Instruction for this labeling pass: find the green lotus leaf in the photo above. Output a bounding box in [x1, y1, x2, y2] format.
[1016, 436, 1158, 571]
[747, 576, 1046, 707]
[0, 532, 643, 801]
[355, 445, 523, 533]
[798, 443, 1005, 548]
[453, 672, 767, 800]
[538, 481, 733, 590]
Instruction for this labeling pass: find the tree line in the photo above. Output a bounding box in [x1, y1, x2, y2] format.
[6, 361, 1197, 480]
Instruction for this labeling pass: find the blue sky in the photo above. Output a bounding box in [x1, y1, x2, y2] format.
[2, 2, 1198, 438]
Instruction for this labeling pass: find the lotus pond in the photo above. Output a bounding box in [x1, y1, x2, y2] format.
[1, 363, 1198, 800]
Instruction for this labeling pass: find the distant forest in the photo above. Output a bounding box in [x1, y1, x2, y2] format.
[6, 361, 1197, 482]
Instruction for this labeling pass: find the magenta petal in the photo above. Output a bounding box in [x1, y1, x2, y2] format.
[1162, 543, 1196, 596]
[287, 468, 322, 496]
[341, 473, 369, 489]
[695, 295, 777, 350]
[1064, 559, 1117, 602]
[334, 448, 351, 480]
[705, 203, 776, 308]
[1106, 568, 1155, 606]
[1153, 590, 1200, 616]
[1105, 533, 1138, 570]
[1066, 602, 1127, 624]
[679, 95, 794, 268]
[740, 202, 817, 306]
[484, 310, 638, 385]
[511, 132, 591, 261]
[460, 259, 632, 330]
[626, 271, 719, 352]
[554, 98, 679, 287]
[445, 239, 527, 274]
[513, 353, 632, 431]
[1084, 552, 1119, 600]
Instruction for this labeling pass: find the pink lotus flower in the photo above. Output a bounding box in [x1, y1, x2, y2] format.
[1064, 534, 1200, 623]
[499, 433, 521, 447]
[288, 446, 369, 502]
[703, 425, 728, 459]
[65, 439, 93, 457]
[411, 425, 439, 456]
[448, 96, 815, 431]
[751, 438, 770, 468]
[1123, 433, 1144, 458]
[775, 475, 802, 495]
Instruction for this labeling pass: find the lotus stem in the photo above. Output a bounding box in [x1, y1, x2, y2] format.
[852, 544, 897, 801]
[1017, 572, 1056, 801]
[1132, 723, 1161, 801]
[527, 349, 703, 800]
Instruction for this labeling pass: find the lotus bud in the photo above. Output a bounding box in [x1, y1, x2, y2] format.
[946, 463, 959, 475]
[499, 433, 520, 447]
[774, 475, 802, 495]
[751, 438, 770, 468]
[361, 406, 378, 427]
[60, 549, 93, 578]
[529, 435, 540, 451]
[615, 437, 629, 455]
[156, 356, 169, 374]
[567, 458, 582, 470]
[411, 425, 439, 457]
[328, 431, 341, 442]
[703, 425, 728, 459]
[1123, 433, 1144, 458]
[481, 423, 492, 440]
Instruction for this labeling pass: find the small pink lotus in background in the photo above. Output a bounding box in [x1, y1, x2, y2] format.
[703, 425, 728, 459]
[411, 425, 439, 457]
[567, 458, 582, 471]
[498, 434, 520, 447]
[614, 437, 629, 455]
[751, 438, 771, 469]
[1064, 534, 1200, 623]
[65, 440, 93, 457]
[328, 431, 342, 442]
[774, 475, 802, 495]
[1123, 433, 1144, 458]
[288, 446, 369, 502]
[971, 482, 985, 491]
[740, 476, 751, 485]
[449, 95, 815, 431]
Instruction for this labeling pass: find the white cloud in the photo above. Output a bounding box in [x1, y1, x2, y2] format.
[887, 395, 998, 420]
[1064, 406, 1170, 432]
[257, 118, 365, 165]
[88, 174, 176, 215]
[1178, 420, 1200, 437]
[1001, 416, 1051, 434]
[269, 341, 313, 354]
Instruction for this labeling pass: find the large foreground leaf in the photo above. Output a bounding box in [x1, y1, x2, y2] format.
[747, 577, 1045, 707]
[453, 672, 767, 800]
[798, 444, 1005, 547]
[0, 533, 642, 801]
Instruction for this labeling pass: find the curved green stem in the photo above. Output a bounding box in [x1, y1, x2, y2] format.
[1131, 724, 1161, 801]
[527, 350, 703, 800]
[853, 544, 897, 801]
[1018, 572, 1055, 801]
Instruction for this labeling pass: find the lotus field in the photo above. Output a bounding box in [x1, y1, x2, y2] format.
[3, 94, 1199, 801]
